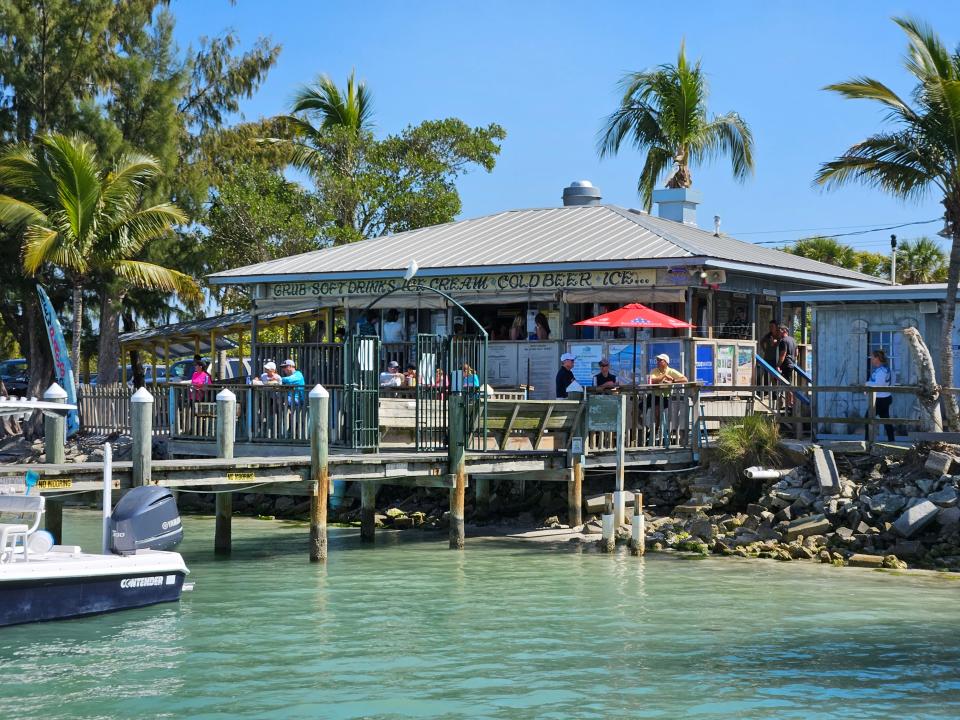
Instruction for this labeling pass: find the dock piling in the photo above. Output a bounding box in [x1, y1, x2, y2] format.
[630, 491, 645, 556]
[474, 478, 490, 520]
[214, 389, 236, 555]
[448, 393, 466, 550]
[42, 383, 66, 543]
[360, 483, 378, 542]
[309, 385, 330, 561]
[568, 413, 585, 528]
[601, 492, 615, 553]
[131, 387, 153, 487]
[614, 394, 626, 527]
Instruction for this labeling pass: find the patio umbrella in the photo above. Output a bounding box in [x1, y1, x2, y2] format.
[574, 303, 694, 384]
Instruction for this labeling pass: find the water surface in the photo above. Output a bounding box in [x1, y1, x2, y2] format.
[1, 511, 958, 719]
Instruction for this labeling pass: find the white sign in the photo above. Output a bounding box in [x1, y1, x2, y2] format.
[519, 343, 560, 399]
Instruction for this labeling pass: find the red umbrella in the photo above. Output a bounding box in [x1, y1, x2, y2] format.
[574, 304, 693, 383]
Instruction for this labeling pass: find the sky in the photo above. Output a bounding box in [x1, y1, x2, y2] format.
[171, 0, 960, 255]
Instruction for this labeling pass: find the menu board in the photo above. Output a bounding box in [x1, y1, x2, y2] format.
[487, 343, 519, 386]
[519, 343, 560, 399]
[569, 343, 604, 386]
[716, 344, 735, 386]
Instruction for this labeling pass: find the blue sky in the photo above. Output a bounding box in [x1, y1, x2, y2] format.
[172, 0, 960, 254]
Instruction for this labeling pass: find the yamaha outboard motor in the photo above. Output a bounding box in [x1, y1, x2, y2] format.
[109, 486, 183, 555]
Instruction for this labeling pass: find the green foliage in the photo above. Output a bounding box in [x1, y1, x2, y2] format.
[597, 40, 754, 210]
[897, 236, 947, 283]
[784, 236, 892, 279]
[715, 415, 782, 474]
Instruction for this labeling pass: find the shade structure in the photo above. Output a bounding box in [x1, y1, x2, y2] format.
[574, 304, 693, 385]
[573, 303, 694, 330]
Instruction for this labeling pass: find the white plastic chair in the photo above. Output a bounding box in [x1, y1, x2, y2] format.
[0, 494, 45, 563]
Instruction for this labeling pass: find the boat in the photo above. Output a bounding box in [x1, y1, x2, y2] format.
[0, 398, 190, 627]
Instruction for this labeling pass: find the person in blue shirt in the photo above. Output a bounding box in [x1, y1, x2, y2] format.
[865, 349, 894, 442]
[280, 359, 305, 404]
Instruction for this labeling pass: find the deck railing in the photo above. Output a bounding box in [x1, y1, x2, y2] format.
[77, 384, 169, 436]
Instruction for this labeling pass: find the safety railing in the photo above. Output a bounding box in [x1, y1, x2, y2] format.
[77, 383, 169, 436]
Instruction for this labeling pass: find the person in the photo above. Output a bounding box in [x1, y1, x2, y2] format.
[759, 321, 780, 380]
[462, 363, 480, 388]
[777, 324, 798, 411]
[648, 353, 687, 443]
[189, 359, 211, 400]
[534, 312, 551, 340]
[452, 322, 465, 337]
[648, 353, 687, 385]
[509, 314, 525, 341]
[555, 352, 576, 398]
[379, 360, 403, 387]
[382, 309, 404, 343]
[866, 349, 895, 442]
[357, 310, 378, 336]
[722, 307, 749, 339]
[594, 358, 617, 390]
[280, 358, 305, 404]
[403, 364, 417, 387]
[252, 360, 281, 385]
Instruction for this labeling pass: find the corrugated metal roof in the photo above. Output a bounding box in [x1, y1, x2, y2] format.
[784, 283, 950, 303]
[208, 204, 886, 286]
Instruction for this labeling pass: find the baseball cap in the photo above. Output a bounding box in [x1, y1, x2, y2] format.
[263, 361, 277, 371]
[560, 352, 575, 362]
[599, 358, 610, 365]
[655, 353, 670, 362]
[387, 360, 399, 368]
[281, 359, 296, 367]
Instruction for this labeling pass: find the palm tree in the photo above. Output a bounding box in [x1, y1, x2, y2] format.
[897, 236, 947, 284]
[815, 17, 960, 428]
[0, 133, 198, 379]
[597, 41, 755, 210]
[786, 236, 860, 269]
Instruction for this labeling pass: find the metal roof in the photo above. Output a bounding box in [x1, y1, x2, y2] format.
[208, 204, 887, 287]
[783, 283, 951, 304]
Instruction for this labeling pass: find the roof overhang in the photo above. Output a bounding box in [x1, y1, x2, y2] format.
[783, 285, 947, 303]
[704, 260, 889, 290]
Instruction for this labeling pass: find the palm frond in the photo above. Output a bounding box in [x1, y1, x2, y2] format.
[694, 112, 755, 181]
[895, 16, 956, 83]
[824, 77, 917, 121]
[101, 153, 162, 211]
[0, 194, 48, 227]
[99, 204, 188, 260]
[815, 132, 940, 199]
[637, 146, 674, 211]
[112, 260, 202, 302]
[39, 134, 102, 245]
[22, 224, 87, 276]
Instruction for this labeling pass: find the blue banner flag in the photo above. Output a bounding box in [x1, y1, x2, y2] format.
[36, 284, 79, 437]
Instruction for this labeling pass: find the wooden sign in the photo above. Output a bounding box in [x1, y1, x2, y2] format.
[587, 394, 620, 432]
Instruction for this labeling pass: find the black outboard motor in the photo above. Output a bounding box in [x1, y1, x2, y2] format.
[109, 486, 183, 556]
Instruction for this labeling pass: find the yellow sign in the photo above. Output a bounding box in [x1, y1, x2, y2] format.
[37, 479, 72, 489]
[226, 472, 256, 482]
[268, 269, 657, 299]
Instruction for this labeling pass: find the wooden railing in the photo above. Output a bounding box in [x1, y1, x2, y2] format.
[77, 384, 169, 436]
[584, 384, 699, 453]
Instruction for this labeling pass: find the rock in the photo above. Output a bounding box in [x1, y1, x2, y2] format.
[937, 506, 960, 528]
[789, 544, 816, 560]
[385, 508, 406, 519]
[543, 515, 560, 527]
[583, 520, 603, 535]
[803, 535, 826, 549]
[796, 490, 817, 509]
[848, 553, 885, 568]
[688, 518, 715, 541]
[893, 500, 939, 538]
[274, 496, 295, 513]
[925, 450, 956, 477]
[892, 540, 922, 558]
[818, 549, 832, 563]
[929, 486, 959, 508]
[393, 516, 414, 529]
[757, 526, 782, 541]
[882, 555, 908, 570]
[783, 514, 833, 542]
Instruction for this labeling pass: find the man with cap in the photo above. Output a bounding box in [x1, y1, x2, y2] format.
[253, 360, 281, 385]
[379, 359, 403, 387]
[648, 353, 687, 385]
[594, 358, 617, 390]
[555, 352, 576, 398]
[280, 359, 305, 404]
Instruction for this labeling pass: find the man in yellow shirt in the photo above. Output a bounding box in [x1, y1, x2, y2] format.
[647, 353, 687, 445]
[648, 354, 687, 385]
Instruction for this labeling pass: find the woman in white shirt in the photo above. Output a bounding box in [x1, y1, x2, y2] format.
[865, 349, 894, 442]
[381, 308, 404, 343]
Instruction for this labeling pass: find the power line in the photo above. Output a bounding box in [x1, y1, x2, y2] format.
[735, 220, 934, 235]
[751, 218, 942, 246]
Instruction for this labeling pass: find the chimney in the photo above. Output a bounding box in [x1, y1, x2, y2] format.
[562, 180, 602, 206]
[651, 188, 702, 226]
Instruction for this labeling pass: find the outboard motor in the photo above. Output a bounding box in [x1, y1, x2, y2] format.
[109, 486, 183, 556]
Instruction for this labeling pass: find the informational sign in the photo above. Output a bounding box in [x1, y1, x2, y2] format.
[736, 345, 754, 386]
[695, 343, 714, 386]
[487, 343, 519, 386]
[646, 341, 683, 374]
[519, 343, 559, 399]
[606, 342, 637, 385]
[587, 394, 620, 432]
[266, 269, 658, 300]
[568, 343, 603, 386]
[716, 344, 735, 386]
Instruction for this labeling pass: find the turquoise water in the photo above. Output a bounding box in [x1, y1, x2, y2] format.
[1, 511, 959, 719]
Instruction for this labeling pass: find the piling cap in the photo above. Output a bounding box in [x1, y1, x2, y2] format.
[43, 382, 67, 400]
[216, 388, 237, 402]
[309, 384, 329, 399]
[130, 387, 154, 403]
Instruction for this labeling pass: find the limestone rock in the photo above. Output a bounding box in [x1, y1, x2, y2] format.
[929, 486, 958, 508]
[893, 500, 939, 538]
[848, 553, 884, 568]
[783, 514, 832, 542]
[925, 450, 956, 477]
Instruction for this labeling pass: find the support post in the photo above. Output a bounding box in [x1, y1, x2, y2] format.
[866, 389, 877, 445]
[309, 384, 330, 561]
[474, 478, 490, 520]
[130, 387, 153, 487]
[568, 402, 585, 527]
[601, 492, 615, 553]
[360, 482, 377, 542]
[42, 383, 66, 542]
[215, 388, 236, 555]
[614, 393, 626, 527]
[448, 392, 466, 549]
[630, 491, 645, 556]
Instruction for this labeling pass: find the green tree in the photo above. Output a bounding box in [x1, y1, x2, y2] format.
[815, 17, 960, 428]
[0, 134, 199, 382]
[597, 41, 754, 210]
[897, 236, 947, 283]
[786, 236, 859, 268]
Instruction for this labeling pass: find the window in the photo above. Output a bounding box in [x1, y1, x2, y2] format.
[867, 330, 900, 383]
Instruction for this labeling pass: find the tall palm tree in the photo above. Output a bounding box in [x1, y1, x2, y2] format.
[597, 41, 755, 210]
[0, 133, 198, 377]
[897, 236, 947, 283]
[786, 236, 860, 269]
[815, 17, 960, 428]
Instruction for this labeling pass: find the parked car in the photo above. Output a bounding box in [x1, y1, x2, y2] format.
[166, 358, 251, 384]
[0, 358, 28, 396]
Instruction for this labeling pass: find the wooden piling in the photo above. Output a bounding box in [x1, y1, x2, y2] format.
[614, 393, 626, 527]
[474, 478, 490, 520]
[601, 492, 615, 553]
[360, 482, 377, 542]
[42, 384, 68, 543]
[448, 393, 466, 550]
[130, 387, 153, 487]
[309, 385, 330, 562]
[214, 389, 236, 555]
[568, 403, 585, 527]
[630, 491, 645, 556]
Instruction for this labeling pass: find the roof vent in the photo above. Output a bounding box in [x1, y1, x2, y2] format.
[562, 180, 602, 207]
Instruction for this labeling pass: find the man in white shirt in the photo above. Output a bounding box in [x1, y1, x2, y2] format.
[379, 360, 403, 387]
